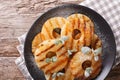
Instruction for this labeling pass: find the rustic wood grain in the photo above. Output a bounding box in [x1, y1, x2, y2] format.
[0, 57, 25, 80]
[0, 0, 83, 57]
[0, 0, 120, 79]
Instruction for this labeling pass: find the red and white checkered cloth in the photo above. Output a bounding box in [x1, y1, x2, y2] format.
[15, 0, 120, 79]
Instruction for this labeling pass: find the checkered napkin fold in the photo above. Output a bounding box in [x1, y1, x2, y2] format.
[15, 0, 120, 79]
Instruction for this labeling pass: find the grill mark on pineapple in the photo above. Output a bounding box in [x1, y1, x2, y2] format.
[90, 21, 92, 46]
[72, 40, 75, 50]
[39, 33, 43, 42]
[84, 16, 88, 46]
[84, 17, 93, 47]
[72, 18, 75, 29]
[68, 17, 72, 28]
[48, 20, 53, 29]
[78, 16, 80, 29]
[45, 56, 67, 73]
[62, 18, 65, 24]
[36, 44, 55, 56]
[88, 20, 92, 46]
[71, 37, 73, 49]
[68, 15, 75, 29]
[59, 51, 67, 57]
[56, 18, 61, 27]
[90, 22, 93, 46]
[83, 16, 86, 46]
[74, 14, 78, 29]
[91, 23, 94, 48]
[76, 40, 79, 50]
[39, 34, 42, 41]
[56, 45, 64, 52]
[65, 26, 67, 36]
[44, 25, 52, 39]
[40, 62, 49, 69]
[41, 34, 45, 41]
[50, 19, 55, 28]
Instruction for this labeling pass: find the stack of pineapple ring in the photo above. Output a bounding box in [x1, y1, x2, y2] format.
[32, 14, 102, 80]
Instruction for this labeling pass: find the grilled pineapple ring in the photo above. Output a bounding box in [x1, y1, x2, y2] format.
[70, 50, 102, 79]
[41, 17, 68, 40]
[34, 39, 69, 74]
[67, 14, 94, 47]
[69, 34, 102, 79]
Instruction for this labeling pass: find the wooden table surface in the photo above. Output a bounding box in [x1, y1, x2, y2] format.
[0, 0, 120, 80]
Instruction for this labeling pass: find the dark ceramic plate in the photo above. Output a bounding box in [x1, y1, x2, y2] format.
[24, 4, 116, 80]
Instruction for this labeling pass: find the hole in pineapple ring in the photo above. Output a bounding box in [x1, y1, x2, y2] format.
[82, 60, 92, 70]
[58, 69, 65, 73]
[72, 29, 81, 40]
[46, 51, 56, 58]
[52, 28, 61, 38]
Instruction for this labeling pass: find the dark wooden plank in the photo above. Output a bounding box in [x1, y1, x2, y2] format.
[0, 38, 19, 57]
[0, 57, 25, 80]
